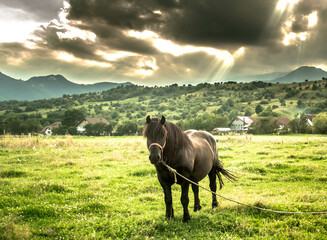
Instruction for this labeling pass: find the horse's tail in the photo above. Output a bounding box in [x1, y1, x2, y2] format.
[213, 144, 238, 189]
[215, 161, 238, 189]
[207, 133, 237, 189]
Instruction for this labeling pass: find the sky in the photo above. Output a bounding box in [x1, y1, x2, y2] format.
[0, 0, 326, 85]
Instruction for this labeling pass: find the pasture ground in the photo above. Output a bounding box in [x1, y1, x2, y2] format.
[0, 135, 326, 239]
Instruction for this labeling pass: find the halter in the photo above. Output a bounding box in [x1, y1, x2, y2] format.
[148, 126, 167, 160]
[148, 142, 166, 151]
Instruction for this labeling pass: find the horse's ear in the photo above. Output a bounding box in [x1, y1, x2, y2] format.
[146, 115, 151, 124]
[160, 116, 166, 125]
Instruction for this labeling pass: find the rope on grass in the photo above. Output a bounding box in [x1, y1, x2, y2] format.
[162, 161, 327, 215]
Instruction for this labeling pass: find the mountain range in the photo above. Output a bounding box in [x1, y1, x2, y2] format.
[227, 66, 327, 83]
[269, 66, 327, 83]
[1, 66, 326, 101]
[0, 73, 132, 101]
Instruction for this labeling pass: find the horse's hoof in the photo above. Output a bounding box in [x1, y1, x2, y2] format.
[212, 202, 219, 208]
[194, 205, 202, 212]
[166, 208, 174, 219]
[183, 216, 191, 222]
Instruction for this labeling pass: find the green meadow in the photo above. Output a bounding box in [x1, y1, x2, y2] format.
[0, 135, 326, 239]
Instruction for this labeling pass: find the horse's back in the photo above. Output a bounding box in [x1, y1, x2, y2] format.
[185, 130, 217, 181]
[185, 130, 217, 151]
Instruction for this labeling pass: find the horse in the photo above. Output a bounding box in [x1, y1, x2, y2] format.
[143, 115, 237, 222]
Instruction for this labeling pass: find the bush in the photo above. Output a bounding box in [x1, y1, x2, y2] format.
[255, 104, 263, 114]
[61, 109, 85, 128]
[313, 113, 327, 134]
[177, 113, 228, 131]
[258, 106, 279, 117]
[116, 121, 138, 135]
[84, 122, 113, 136]
[248, 118, 280, 134]
[289, 113, 311, 134]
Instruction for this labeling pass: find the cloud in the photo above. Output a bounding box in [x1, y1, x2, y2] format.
[0, 0, 326, 85]
[65, 0, 280, 49]
[0, 0, 63, 21]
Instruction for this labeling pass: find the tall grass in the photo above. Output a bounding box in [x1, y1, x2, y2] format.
[0, 135, 326, 239]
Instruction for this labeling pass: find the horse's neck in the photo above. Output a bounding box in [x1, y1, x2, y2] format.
[164, 128, 190, 157]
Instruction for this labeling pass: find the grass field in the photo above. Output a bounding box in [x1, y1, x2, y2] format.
[0, 135, 326, 239]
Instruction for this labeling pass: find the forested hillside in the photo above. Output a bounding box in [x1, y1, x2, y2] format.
[0, 79, 327, 135]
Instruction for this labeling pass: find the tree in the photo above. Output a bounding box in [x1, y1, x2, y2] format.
[313, 113, 327, 134]
[61, 109, 85, 128]
[259, 106, 279, 117]
[289, 113, 310, 133]
[244, 107, 253, 116]
[255, 104, 263, 114]
[280, 99, 286, 107]
[177, 113, 228, 131]
[21, 118, 42, 134]
[248, 118, 280, 134]
[296, 100, 305, 108]
[4, 116, 22, 135]
[52, 126, 67, 135]
[85, 122, 113, 136]
[116, 121, 138, 135]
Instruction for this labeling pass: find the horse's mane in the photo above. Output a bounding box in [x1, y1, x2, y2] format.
[143, 118, 192, 163]
[165, 121, 192, 156]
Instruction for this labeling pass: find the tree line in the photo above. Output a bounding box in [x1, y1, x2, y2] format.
[0, 78, 327, 135]
[1, 109, 327, 135]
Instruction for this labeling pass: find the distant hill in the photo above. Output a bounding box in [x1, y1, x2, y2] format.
[226, 71, 287, 82]
[270, 66, 327, 83]
[0, 72, 132, 101]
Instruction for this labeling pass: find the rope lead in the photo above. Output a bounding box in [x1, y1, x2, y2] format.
[161, 162, 327, 215]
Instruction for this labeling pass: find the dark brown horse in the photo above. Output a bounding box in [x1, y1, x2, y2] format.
[143, 116, 237, 222]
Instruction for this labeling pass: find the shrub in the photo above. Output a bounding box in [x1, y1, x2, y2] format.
[116, 121, 138, 135]
[313, 113, 327, 134]
[289, 113, 311, 133]
[248, 117, 280, 134]
[84, 122, 113, 136]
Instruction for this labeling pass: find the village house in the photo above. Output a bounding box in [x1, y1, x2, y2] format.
[305, 114, 316, 127]
[212, 128, 232, 135]
[40, 122, 61, 135]
[230, 116, 290, 132]
[76, 117, 109, 133]
[230, 116, 259, 132]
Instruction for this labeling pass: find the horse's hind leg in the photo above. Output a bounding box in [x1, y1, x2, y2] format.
[191, 183, 202, 212]
[181, 181, 190, 222]
[209, 168, 218, 208]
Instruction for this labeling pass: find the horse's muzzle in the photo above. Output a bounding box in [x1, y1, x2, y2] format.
[149, 154, 160, 165]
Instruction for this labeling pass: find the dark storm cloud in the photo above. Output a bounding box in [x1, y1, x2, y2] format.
[0, 0, 63, 21]
[67, 0, 163, 30]
[35, 19, 159, 62]
[33, 24, 101, 61]
[161, 0, 278, 47]
[75, 20, 159, 55]
[1, 0, 327, 85]
[66, 0, 279, 49]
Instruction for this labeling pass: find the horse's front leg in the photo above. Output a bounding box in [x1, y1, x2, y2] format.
[160, 182, 174, 219]
[181, 181, 190, 222]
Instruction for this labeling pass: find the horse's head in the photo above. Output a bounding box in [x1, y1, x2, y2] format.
[143, 115, 167, 165]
